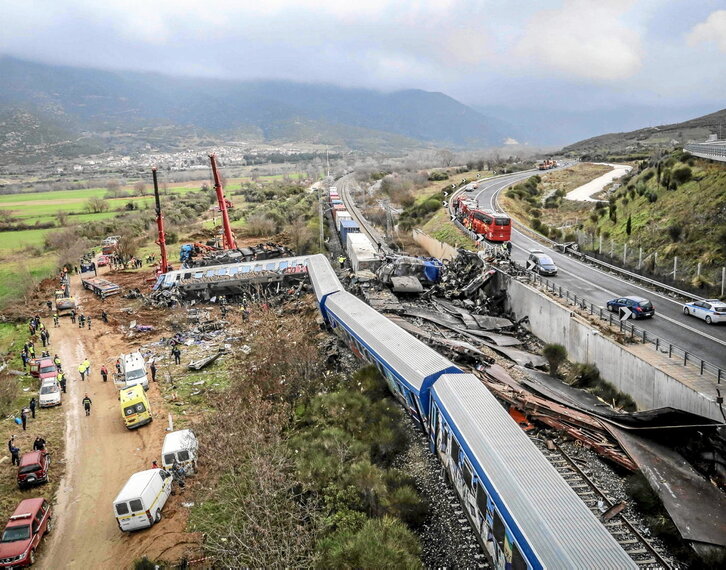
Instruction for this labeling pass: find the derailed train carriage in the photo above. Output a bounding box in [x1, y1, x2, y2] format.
[306, 254, 636, 570]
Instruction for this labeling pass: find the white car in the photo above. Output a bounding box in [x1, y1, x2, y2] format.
[683, 299, 726, 325]
[38, 378, 62, 408]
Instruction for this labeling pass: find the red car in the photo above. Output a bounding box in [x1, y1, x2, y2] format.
[17, 452, 50, 490]
[28, 359, 56, 382]
[0, 498, 53, 567]
[97, 255, 110, 267]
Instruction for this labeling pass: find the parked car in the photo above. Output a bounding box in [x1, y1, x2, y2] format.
[17, 451, 50, 490]
[38, 379, 61, 408]
[606, 296, 655, 319]
[28, 359, 57, 382]
[527, 250, 558, 276]
[683, 299, 726, 325]
[97, 255, 110, 267]
[0, 498, 52, 567]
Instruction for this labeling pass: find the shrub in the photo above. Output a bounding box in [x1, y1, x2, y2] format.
[667, 224, 682, 242]
[542, 344, 567, 376]
[244, 214, 278, 236]
[317, 516, 421, 568]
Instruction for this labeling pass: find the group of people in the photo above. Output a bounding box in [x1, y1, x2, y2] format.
[69, 310, 93, 329]
[78, 358, 92, 381]
[6, 435, 46, 466]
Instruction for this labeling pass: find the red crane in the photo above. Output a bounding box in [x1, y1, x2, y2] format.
[152, 167, 169, 274]
[209, 154, 236, 249]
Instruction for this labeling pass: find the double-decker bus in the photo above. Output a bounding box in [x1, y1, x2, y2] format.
[464, 209, 511, 242]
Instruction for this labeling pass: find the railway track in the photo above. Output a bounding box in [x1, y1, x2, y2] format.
[336, 175, 392, 254]
[530, 436, 673, 570]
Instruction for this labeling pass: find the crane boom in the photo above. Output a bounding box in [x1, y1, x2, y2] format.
[209, 154, 236, 249]
[152, 167, 169, 273]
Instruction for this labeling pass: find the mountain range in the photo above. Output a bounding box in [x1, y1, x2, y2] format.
[0, 57, 509, 163]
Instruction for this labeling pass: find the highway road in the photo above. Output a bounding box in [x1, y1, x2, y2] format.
[459, 172, 726, 375]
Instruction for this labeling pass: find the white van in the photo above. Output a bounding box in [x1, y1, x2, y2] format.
[38, 378, 62, 408]
[161, 430, 198, 474]
[116, 352, 149, 390]
[113, 469, 172, 532]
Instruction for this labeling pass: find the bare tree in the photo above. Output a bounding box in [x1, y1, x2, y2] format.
[105, 180, 123, 198]
[55, 210, 69, 226]
[115, 232, 140, 261]
[437, 149, 454, 167]
[86, 197, 109, 213]
[133, 181, 148, 196]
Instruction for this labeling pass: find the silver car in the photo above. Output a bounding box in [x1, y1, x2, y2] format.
[683, 299, 726, 324]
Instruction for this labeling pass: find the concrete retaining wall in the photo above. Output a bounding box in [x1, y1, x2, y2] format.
[412, 229, 459, 260]
[503, 275, 723, 422]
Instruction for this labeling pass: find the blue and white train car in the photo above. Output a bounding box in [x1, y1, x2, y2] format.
[305, 254, 343, 302]
[323, 291, 461, 423]
[429, 374, 637, 570]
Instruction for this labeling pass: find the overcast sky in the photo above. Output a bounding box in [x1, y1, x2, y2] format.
[1, 0, 724, 112]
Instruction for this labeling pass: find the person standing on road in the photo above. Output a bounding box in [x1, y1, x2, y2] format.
[70, 310, 76, 324]
[101, 310, 108, 324]
[100, 365, 108, 383]
[150, 360, 157, 382]
[54, 354, 62, 370]
[58, 372, 66, 393]
[29, 398, 37, 419]
[171, 346, 181, 365]
[83, 358, 91, 376]
[82, 394, 92, 416]
[87, 316, 92, 330]
[78, 314, 85, 328]
[20, 408, 27, 431]
[78, 362, 87, 381]
[21, 349, 28, 370]
[53, 313, 59, 327]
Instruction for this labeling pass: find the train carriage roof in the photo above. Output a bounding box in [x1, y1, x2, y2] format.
[432, 373, 637, 570]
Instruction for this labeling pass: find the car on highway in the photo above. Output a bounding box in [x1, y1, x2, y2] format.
[0, 498, 52, 567]
[683, 299, 726, 324]
[606, 296, 655, 319]
[527, 250, 558, 276]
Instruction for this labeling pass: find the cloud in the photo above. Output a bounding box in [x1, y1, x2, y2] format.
[514, 0, 642, 81]
[0, 0, 722, 112]
[686, 10, 726, 52]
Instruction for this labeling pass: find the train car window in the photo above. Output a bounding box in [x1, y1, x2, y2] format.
[476, 483, 488, 514]
[493, 511, 505, 550]
[451, 437, 461, 466]
[462, 459, 473, 489]
[512, 542, 527, 570]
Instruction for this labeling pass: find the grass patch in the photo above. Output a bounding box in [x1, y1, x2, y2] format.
[0, 324, 66, 525]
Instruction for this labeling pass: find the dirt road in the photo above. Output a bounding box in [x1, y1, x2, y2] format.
[39, 272, 193, 568]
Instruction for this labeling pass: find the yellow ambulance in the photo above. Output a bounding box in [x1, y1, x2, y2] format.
[119, 384, 152, 429]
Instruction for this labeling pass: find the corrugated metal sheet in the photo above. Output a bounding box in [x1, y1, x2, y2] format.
[325, 292, 458, 394]
[433, 374, 637, 570]
[305, 254, 342, 300]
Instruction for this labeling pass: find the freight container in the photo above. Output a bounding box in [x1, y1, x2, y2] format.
[335, 211, 353, 230]
[346, 233, 380, 272]
[331, 199, 343, 207]
[333, 208, 350, 225]
[339, 219, 361, 247]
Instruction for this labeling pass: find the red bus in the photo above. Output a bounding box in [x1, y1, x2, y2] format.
[465, 209, 511, 242]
